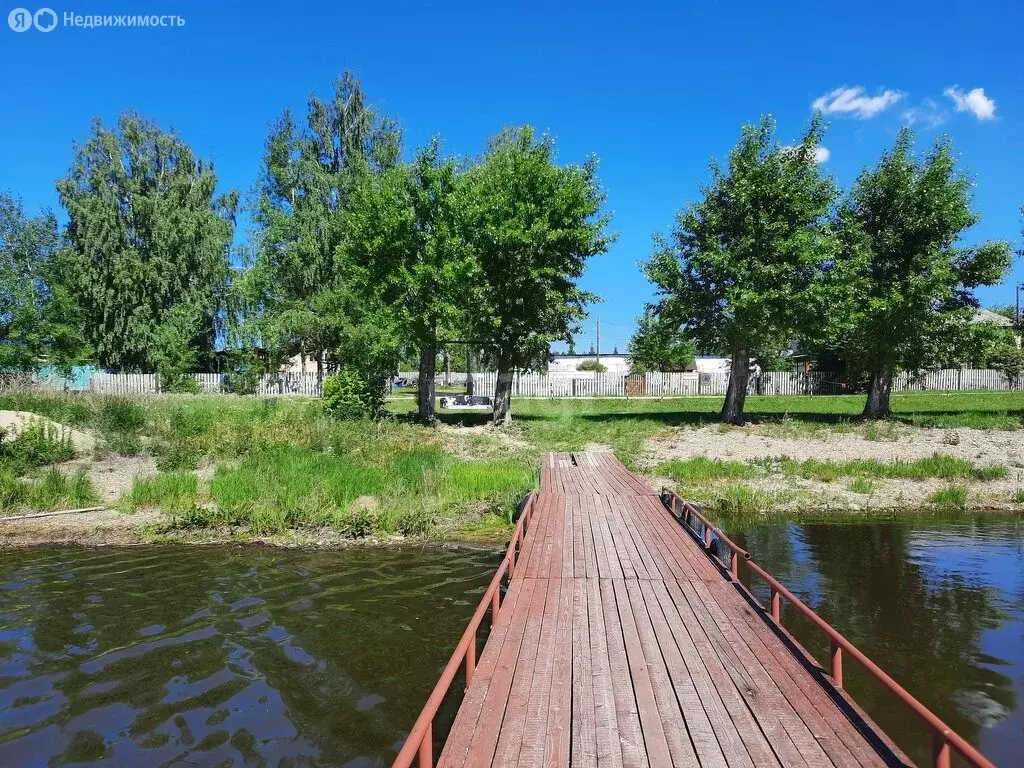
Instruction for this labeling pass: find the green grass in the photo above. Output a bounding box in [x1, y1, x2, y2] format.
[120, 472, 199, 514]
[200, 444, 534, 536]
[705, 484, 781, 518]
[928, 485, 969, 508]
[3, 389, 1023, 533]
[0, 466, 98, 513]
[848, 477, 876, 495]
[760, 454, 1005, 482]
[0, 420, 75, 473]
[656, 457, 756, 482]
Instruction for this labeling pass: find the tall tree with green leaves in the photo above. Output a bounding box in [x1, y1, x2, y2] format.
[57, 113, 236, 372]
[0, 193, 87, 372]
[341, 140, 470, 424]
[245, 71, 401, 371]
[834, 128, 1011, 419]
[643, 116, 838, 424]
[458, 127, 613, 424]
[627, 309, 695, 372]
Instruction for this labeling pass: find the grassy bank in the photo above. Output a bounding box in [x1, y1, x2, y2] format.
[1, 389, 1022, 541]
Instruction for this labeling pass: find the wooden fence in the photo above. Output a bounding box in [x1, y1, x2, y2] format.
[13, 368, 1024, 398]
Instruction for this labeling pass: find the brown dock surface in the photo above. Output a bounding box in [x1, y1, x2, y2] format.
[437, 451, 905, 767]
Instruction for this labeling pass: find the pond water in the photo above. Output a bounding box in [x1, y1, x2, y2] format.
[0, 518, 1021, 767]
[0, 545, 499, 767]
[727, 515, 1024, 767]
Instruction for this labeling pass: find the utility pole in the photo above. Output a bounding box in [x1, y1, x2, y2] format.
[596, 315, 601, 364]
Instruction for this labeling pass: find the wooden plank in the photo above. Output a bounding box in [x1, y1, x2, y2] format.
[490, 577, 550, 767]
[544, 578, 573, 768]
[441, 576, 537, 768]
[600, 578, 647, 768]
[723, 584, 891, 767]
[516, 578, 562, 768]
[587, 577, 624, 768]
[636, 579, 737, 768]
[676, 580, 826, 767]
[571, 493, 586, 579]
[613, 578, 675, 768]
[657, 579, 785, 767]
[571, 579, 597, 768]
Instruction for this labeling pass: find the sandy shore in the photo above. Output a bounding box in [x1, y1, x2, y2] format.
[642, 425, 1024, 512]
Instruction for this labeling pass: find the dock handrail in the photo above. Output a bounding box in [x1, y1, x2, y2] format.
[392, 491, 537, 768]
[662, 489, 996, 768]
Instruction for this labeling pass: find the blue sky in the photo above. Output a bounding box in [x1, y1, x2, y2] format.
[2, 0, 1021, 353]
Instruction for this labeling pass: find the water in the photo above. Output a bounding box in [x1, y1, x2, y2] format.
[1, 523, 1022, 767]
[0, 545, 500, 767]
[727, 515, 1024, 767]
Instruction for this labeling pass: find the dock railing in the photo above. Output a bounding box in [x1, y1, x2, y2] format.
[392, 491, 537, 768]
[662, 490, 996, 768]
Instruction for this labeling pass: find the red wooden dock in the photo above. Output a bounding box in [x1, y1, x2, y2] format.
[395, 452, 996, 768]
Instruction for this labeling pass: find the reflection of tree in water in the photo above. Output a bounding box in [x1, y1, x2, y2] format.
[742, 522, 1014, 758]
[0, 546, 497, 767]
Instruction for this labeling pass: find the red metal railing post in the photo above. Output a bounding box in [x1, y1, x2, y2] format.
[770, 589, 781, 622]
[831, 639, 843, 689]
[491, 588, 500, 622]
[703, 526, 712, 549]
[933, 730, 951, 768]
[417, 723, 432, 768]
[730, 551, 739, 580]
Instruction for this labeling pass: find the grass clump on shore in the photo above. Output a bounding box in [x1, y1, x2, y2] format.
[0, 466, 98, 513]
[928, 485, 969, 508]
[762, 454, 1005, 482]
[120, 472, 199, 514]
[848, 477, 876, 495]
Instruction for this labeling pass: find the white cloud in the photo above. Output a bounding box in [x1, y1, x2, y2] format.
[903, 98, 947, 128]
[812, 86, 905, 119]
[781, 145, 830, 164]
[944, 86, 996, 120]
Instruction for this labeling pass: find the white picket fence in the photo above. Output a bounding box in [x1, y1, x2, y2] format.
[18, 367, 1024, 398]
[82, 372, 328, 396]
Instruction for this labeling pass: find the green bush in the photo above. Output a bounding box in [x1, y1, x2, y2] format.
[0, 421, 75, 472]
[223, 366, 261, 396]
[576, 359, 607, 372]
[322, 368, 385, 420]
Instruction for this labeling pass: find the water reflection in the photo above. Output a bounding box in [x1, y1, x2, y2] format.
[0, 545, 499, 767]
[728, 515, 1024, 767]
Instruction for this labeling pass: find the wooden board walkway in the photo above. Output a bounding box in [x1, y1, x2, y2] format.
[437, 452, 907, 767]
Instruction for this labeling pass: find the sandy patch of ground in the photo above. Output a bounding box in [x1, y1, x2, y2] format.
[61, 454, 158, 503]
[642, 425, 1024, 512]
[0, 410, 95, 452]
[0, 509, 164, 547]
[438, 423, 531, 459]
[643, 425, 1024, 467]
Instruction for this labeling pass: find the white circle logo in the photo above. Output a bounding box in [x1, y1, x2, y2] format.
[33, 7, 57, 31]
[8, 7, 33, 31]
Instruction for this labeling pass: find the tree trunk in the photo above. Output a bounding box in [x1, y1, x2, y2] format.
[443, 350, 452, 386]
[466, 348, 474, 396]
[863, 362, 894, 419]
[417, 345, 437, 425]
[493, 368, 513, 426]
[721, 349, 751, 426]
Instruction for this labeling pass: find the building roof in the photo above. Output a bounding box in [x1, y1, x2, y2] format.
[971, 308, 1014, 327]
[550, 353, 629, 359]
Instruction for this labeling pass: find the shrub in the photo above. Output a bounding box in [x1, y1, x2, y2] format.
[222, 350, 263, 395]
[322, 368, 385, 420]
[0, 421, 75, 471]
[576, 359, 607, 372]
